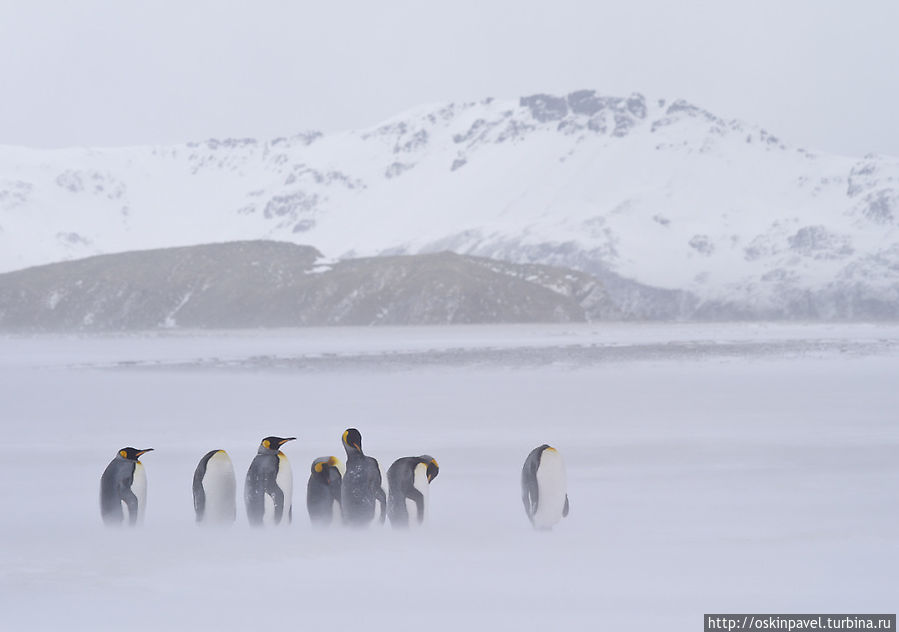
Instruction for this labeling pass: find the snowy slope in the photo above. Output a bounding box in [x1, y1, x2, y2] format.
[2, 90, 898, 317]
[0, 324, 897, 630]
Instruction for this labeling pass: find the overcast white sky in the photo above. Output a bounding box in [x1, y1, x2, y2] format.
[0, 0, 897, 156]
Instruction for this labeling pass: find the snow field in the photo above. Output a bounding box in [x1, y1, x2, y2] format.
[0, 324, 897, 630]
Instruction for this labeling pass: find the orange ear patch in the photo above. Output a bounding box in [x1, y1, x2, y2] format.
[262, 440, 271, 449]
[119, 450, 127, 458]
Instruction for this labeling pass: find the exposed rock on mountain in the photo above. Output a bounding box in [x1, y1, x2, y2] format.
[0, 241, 619, 331]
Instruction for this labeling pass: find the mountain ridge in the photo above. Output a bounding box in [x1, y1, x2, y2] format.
[0, 240, 621, 330]
[2, 89, 898, 319]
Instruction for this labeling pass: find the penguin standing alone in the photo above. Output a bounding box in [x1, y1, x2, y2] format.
[340, 428, 386, 527]
[245, 436, 295, 526]
[306, 456, 343, 527]
[193, 449, 237, 525]
[100, 447, 154, 526]
[521, 444, 569, 530]
[387, 455, 439, 528]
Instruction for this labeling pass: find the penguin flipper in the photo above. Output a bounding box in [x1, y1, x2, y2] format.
[406, 487, 425, 524]
[330, 476, 342, 506]
[521, 486, 531, 518]
[521, 450, 541, 522]
[563, 494, 570, 518]
[193, 489, 205, 521]
[370, 457, 387, 524]
[193, 472, 206, 522]
[122, 487, 140, 526]
[273, 485, 285, 524]
[375, 485, 387, 524]
[244, 466, 265, 526]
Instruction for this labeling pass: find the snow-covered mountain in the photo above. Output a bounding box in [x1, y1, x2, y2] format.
[2, 90, 898, 318]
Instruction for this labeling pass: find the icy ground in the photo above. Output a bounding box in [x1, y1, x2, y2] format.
[0, 323, 897, 630]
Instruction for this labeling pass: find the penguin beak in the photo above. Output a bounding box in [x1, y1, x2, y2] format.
[136, 448, 154, 457]
[278, 438, 296, 446]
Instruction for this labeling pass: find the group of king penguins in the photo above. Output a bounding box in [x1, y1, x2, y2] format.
[100, 429, 570, 531]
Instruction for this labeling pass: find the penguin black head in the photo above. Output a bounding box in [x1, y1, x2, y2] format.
[117, 447, 153, 461]
[311, 456, 340, 474]
[260, 436, 295, 451]
[342, 428, 363, 453]
[422, 456, 439, 482]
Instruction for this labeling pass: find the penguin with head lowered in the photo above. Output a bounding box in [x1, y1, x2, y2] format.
[521, 444, 569, 530]
[340, 428, 386, 527]
[193, 449, 237, 525]
[100, 447, 154, 526]
[387, 455, 439, 529]
[245, 436, 295, 526]
[306, 456, 343, 527]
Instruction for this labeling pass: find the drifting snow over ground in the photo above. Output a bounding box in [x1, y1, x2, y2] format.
[2, 91, 899, 317]
[0, 323, 897, 630]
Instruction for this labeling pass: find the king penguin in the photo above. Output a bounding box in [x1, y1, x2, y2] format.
[100, 447, 154, 526]
[387, 455, 439, 529]
[193, 449, 237, 525]
[340, 428, 386, 527]
[306, 456, 343, 527]
[244, 436, 295, 526]
[521, 444, 569, 530]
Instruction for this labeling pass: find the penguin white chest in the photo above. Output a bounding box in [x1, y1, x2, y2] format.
[533, 449, 567, 530]
[126, 462, 147, 524]
[202, 452, 237, 524]
[264, 453, 292, 526]
[405, 462, 430, 527]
